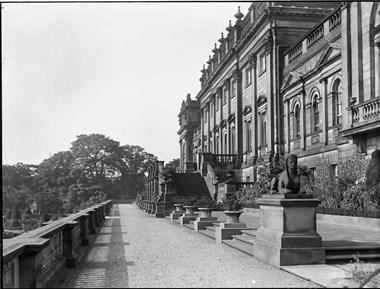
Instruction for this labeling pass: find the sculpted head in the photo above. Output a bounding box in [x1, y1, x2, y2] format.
[285, 154, 298, 173]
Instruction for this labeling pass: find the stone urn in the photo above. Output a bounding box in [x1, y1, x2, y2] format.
[223, 211, 244, 223]
[173, 204, 185, 213]
[198, 208, 212, 218]
[183, 205, 196, 215]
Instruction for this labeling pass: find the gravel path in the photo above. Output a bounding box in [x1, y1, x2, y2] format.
[66, 204, 320, 288]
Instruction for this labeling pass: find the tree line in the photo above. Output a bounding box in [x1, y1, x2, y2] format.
[3, 133, 158, 215]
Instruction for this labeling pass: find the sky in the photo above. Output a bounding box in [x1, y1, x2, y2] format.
[2, 1, 251, 166]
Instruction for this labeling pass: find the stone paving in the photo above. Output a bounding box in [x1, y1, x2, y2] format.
[61, 204, 321, 288]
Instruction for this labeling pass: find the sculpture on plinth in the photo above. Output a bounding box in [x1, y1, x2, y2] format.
[270, 153, 300, 194]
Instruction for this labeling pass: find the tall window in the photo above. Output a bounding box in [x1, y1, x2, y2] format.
[231, 80, 236, 98]
[246, 121, 252, 152]
[210, 101, 214, 118]
[223, 87, 228, 105]
[311, 94, 320, 133]
[245, 67, 252, 87]
[259, 53, 266, 74]
[294, 103, 301, 138]
[223, 132, 227, 154]
[260, 112, 267, 147]
[215, 134, 219, 154]
[216, 94, 220, 111]
[332, 79, 342, 126]
[229, 126, 235, 154]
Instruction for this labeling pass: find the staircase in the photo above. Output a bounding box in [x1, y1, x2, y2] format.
[324, 241, 380, 263]
[172, 173, 210, 196]
[196, 223, 380, 263]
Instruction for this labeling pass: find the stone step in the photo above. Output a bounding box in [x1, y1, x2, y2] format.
[205, 226, 216, 232]
[240, 229, 257, 237]
[198, 228, 215, 240]
[325, 253, 380, 263]
[324, 244, 380, 263]
[231, 234, 255, 245]
[222, 239, 255, 256]
[183, 223, 194, 230]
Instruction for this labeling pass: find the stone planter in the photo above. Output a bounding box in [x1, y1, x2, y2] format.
[174, 204, 185, 213]
[198, 208, 212, 218]
[224, 211, 244, 223]
[183, 206, 196, 215]
[171, 204, 185, 222]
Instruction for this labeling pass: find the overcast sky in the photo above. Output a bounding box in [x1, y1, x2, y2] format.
[2, 1, 251, 166]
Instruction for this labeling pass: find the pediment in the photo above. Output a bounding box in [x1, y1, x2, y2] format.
[316, 45, 340, 68]
[257, 95, 267, 106]
[281, 74, 294, 90]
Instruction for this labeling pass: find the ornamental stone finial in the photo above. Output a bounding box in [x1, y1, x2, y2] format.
[226, 20, 234, 32]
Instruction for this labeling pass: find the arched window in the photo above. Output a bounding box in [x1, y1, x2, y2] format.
[294, 103, 301, 139]
[311, 94, 320, 133]
[332, 79, 342, 126]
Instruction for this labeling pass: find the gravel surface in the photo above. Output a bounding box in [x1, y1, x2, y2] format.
[65, 204, 320, 288]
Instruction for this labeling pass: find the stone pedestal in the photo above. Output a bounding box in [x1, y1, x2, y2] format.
[179, 212, 198, 225]
[253, 194, 325, 268]
[193, 216, 218, 232]
[170, 204, 185, 221]
[215, 222, 247, 244]
[155, 202, 165, 218]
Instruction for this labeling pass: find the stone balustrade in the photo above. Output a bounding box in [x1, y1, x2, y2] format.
[2, 200, 113, 288]
[351, 96, 380, 125]
[285, 5, 341, 65]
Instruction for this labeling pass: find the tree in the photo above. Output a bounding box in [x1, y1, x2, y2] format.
[117, 145, 157, 199]
[70, 134, 122, 183]
[164, 158, 180, 173]
[2, 163, 36, 210]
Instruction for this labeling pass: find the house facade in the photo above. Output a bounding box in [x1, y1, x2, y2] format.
[178, 2, 380, 194]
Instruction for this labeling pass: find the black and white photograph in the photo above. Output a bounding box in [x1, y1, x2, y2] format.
[2, 1, 380, 288]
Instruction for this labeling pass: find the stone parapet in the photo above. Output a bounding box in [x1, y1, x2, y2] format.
[2, 200, 113, 288]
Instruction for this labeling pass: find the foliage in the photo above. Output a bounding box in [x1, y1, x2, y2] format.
[235, 188, 261, 208]
[2, 133, 158, 222]
[163, 159, 180, 173]
[193, 195, 216, 208]
[366, 149, 380, 188]
[220, 193, 244, 211]
[3, 209, 12, 219]
[11, 207, 21, 220]
[343, 253, 380, 288]
[301, 152, 379, 213]
[2, 163, 36, 211]
[172, 195, 198, 206]
[234, 155, 285, 207]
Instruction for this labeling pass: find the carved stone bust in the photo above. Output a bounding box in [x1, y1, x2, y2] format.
[270, 154, 300, 194]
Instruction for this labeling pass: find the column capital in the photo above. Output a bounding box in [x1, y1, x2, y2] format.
[265, 30, 273, 55]
[249, 53, 257, 69]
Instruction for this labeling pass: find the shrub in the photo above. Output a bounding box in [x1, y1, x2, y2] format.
[193, 195, 216, 209]
[172, 195, 198, 206]
[220, 193, 244, 211]
[10, 219, 21, 229]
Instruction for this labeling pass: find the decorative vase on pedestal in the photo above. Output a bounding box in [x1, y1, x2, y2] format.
[198, 208, 212, 218]
[183, 206, 196, 215]
[223, 211, 244, 223]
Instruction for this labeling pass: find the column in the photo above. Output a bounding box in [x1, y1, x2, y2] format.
[265, 30, 274, 155]
[249, 53, 258, 157]
[320, 77, 328, 144]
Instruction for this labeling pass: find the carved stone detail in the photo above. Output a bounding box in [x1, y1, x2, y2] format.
[265, 30, 273, 55]
[231, 64, 241, 80]
[249, 53, 257, 68]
